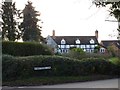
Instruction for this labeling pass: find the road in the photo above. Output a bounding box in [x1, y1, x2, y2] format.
[2, 78, 119, 90]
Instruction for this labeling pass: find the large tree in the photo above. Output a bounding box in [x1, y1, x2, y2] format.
[20, 1, 43, 42]
[93, 0, 120, 39]
[2, 1, 20, 41]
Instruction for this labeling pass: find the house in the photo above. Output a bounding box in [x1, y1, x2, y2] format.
[100, 40, 120, 55]
[46, 30, 99, 54]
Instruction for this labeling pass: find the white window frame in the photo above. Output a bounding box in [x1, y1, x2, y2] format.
[90, 39, 95, 44]
[61, 39, 66, 44]
[76, 39, 80, 44]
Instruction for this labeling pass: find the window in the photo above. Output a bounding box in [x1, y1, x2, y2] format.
[100, 48, 105, 53]
[91, 45, 95, 48]
[81, 45, 85, 49]
[61, 39, 66, 44]
[58, 45, 61, 48]
[61, 45, 65, 48]
[76, 39, 80, 44]
[76, 45, 80, 48]
[90, 39, 95, 44]
[66, 45, 70, 48]
[86, 45, 90, 48]
[70, 45, 74, 47]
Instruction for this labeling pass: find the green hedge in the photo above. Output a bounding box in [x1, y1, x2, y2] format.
[2, 55, 119, 81]
[2, 41, 52, 56]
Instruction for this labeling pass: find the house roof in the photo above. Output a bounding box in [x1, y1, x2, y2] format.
[101, 40, 120, 49]
[51, 36, 98, 45]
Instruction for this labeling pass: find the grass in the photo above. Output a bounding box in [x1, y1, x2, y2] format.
[2, 75, 116, 86]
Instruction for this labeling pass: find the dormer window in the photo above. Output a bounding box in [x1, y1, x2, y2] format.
[61, 39, 66, 44]
[76, 39, 80, 44]
[90, 39, 95, 44]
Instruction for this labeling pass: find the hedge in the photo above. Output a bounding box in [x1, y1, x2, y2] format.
[2, 41, 52, 56]
[2, 55, 119, 81]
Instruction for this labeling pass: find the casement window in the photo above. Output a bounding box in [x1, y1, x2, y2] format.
[86, 45, 90, 48]
[81, 45, 85, 49]
[61, 45, 66, 48]
[100, 48, 105, 53]
[66, 45, 70, 48]
[91, 45, 95, 49]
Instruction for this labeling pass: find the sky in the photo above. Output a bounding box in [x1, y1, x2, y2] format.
[1, 0, 119, 42]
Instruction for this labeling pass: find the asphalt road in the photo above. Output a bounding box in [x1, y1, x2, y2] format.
[2, 78, 120, 90]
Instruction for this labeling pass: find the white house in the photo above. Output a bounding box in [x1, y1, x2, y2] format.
[46, 30, 99, 54]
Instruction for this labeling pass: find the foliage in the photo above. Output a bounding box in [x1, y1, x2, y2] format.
[64, 48, 85, 59]
[93, 1, 120, 38]
[107, 46, 115, 57]
[19, 1, 43, 42]
[94, 45, 100, 53]
[2, 41, 52, 56]
[2, 55, 119, 81]
[71, 48, 85, 55]
[2, 2, 20, 41]
[109, 57, 120, 66]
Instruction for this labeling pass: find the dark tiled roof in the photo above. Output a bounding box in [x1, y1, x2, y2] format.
[101, 40, 120, 49]
[51, 36, 98, 45]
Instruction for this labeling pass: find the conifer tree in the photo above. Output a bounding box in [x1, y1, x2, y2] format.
[20, 1, 43, 42]
[2, 1, 20, 41]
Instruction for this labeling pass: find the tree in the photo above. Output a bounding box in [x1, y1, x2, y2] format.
[2, 1, 20, 41]
[20, 1, 43, 42]
[93, 0, 120, 39]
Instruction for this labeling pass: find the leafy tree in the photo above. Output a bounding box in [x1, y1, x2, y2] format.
[2, 1, 20, 41]
[94, 45, 100, 53]
[20, 1, 43, 42]
[71, 47, 85, 55]
[93, 0, 120, 39]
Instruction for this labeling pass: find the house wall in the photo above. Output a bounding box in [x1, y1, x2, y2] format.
[58, 44, 98, 53]
[46, 35, 57, 53]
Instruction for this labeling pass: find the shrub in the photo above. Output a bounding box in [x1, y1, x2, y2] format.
[2, 55, 119, 81]
[64, 48, 86, 59]
[2, 41, 52, 56]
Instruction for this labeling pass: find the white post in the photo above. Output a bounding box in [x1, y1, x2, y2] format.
[118, 22, 120, 40]
[117, 15, 120, 40]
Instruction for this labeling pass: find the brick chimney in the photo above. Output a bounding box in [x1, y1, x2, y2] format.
[95, 30, 98, 39]
[52, 30, 55, 39]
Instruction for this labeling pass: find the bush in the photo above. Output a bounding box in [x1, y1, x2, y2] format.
[2, 41, 52, 56]
[2, 55, 119, 81]
[63, 48, 86, 59]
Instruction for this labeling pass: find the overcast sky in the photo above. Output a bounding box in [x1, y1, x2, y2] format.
[2, 0, 119, 41]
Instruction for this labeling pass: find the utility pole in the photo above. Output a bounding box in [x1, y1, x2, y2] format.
[0, 3, 3, 39]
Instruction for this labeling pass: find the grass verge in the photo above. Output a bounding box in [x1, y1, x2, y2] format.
[2, 75, 117, 86]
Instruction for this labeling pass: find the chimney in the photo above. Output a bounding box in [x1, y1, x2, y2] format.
[95, 30, 98, 39]
[52, 30, 55, 38]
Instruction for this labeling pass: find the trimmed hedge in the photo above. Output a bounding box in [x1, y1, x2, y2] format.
[2, 41, 52, 56]
[2, 55, 119, 81]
